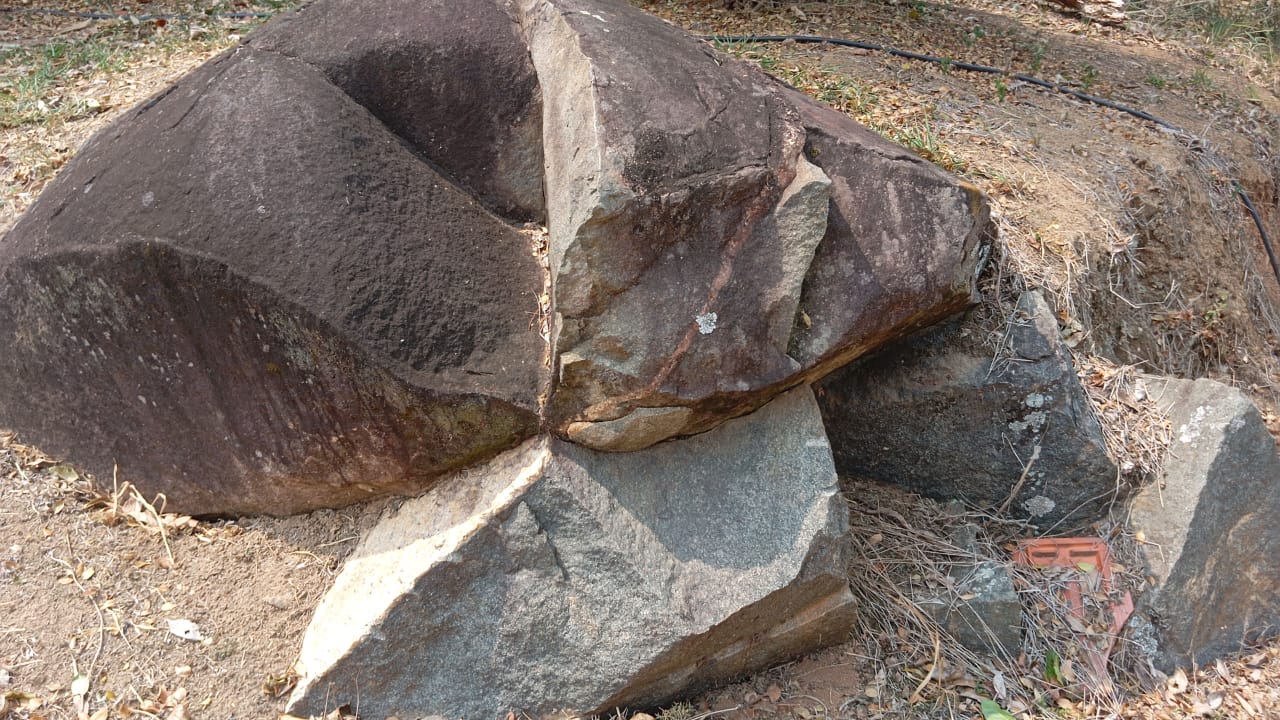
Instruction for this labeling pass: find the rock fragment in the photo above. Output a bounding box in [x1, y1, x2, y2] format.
[0, 46, 545, 516]
[286, 387, 855, 719]
[817, 291, 1116, 525]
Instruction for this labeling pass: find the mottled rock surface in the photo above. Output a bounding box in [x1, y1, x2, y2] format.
[817, 291, 1116, 525]
[918, 561, 1022, 657]
[1128, 378, 1280, 671]
[287, 387, 855, 719]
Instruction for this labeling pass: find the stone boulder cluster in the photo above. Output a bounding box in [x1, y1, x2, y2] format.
[0, 0, 1276, 716]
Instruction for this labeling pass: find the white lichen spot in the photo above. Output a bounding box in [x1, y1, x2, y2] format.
[1022, 495, 1056, 517]
[141, 191, 155, 208]
[695, 312, 718, 335]
[1179, 406, 1209, 443]
[1024, 392, 1047, 409]
[1008, 411, 1047, 435]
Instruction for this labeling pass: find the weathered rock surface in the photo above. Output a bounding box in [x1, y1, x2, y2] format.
[523, 0, 990, 448]
[918, 561, 1023, 657]
[287, 387, 855, 719]
[1128, 378, 1280, 671]
[248, 0, 545, 222]
[0, 0, 990, 511]
[817, 291, 1116, 525]
[0, 45, 545, 516]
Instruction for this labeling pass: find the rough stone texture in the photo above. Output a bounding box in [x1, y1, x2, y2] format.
[249, 0, 545, 222]
[0, 46, 544, 516]
[1, 0, 991, 511]
[786, 90, 991, 369]
[1128, 377, 1280, 671]
[522, 0, 990, 448]
[287, 387, 855, 719]
[918, 561, 1023, 657]
[817, 291, 1116, 525]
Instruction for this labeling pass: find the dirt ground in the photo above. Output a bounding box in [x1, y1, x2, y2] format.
[3, 0, 1280, 718]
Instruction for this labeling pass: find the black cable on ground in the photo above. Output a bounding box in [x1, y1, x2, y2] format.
[1236, 184, 1280, 288]
[707, 33, 1280, 288]
[0, 7, 274, 21]
[1, 17, 1275, 287]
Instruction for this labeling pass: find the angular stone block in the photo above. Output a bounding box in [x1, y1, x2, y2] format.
[286, 387, 855, 719]
[522, 0, 989, 448]
[1128, 378, 1280, 670]
[817, 291, 1116, 525]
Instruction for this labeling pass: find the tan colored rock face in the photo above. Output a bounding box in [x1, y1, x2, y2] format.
[523, 0, 989, 448]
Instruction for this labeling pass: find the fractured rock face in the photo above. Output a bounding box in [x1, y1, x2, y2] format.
[0, 0, 989, 513]
[525, 0, 990, 448]
[286, 387, 855, 719]
[816, 291, 1117, 525]
[248, 0, 545, 223]
[0, 42, 545, 516]
[1128, 378, 1280, 671]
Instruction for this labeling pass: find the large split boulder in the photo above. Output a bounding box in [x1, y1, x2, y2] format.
[0, 0, 995, 711]
[524, 0, 991, 449]
[0, 0, 989, 514]
[1127, 378, 1280, 671]
[816, 291, 1117, 525]
[286, 387, 855, 719]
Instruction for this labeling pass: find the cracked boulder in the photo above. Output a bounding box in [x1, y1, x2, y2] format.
[523, 0, 990, 449]
[1127, 378, 1280, 671]
[816, 291, 1117, 525]
[0, 40, 545, 516]
[0, 0, 989, 514]
[286, 386, 855, 719]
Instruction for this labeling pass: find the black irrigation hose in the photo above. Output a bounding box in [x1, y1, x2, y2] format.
[708, 33, 1280, 288]
[1237, 184, 1280, 286]
[0, 7, 274, 21]
[2, 17, 1276, 287]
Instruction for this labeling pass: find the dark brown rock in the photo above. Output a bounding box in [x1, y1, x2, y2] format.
[286, 387, 854, 719]
[249, 0, 545, 222]
[0, 47, 544, 516]
[786, 89, 991, 370]
[520, 0, 990, 450]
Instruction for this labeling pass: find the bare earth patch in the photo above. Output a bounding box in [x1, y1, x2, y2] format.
[3, 0, 1280, 718]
